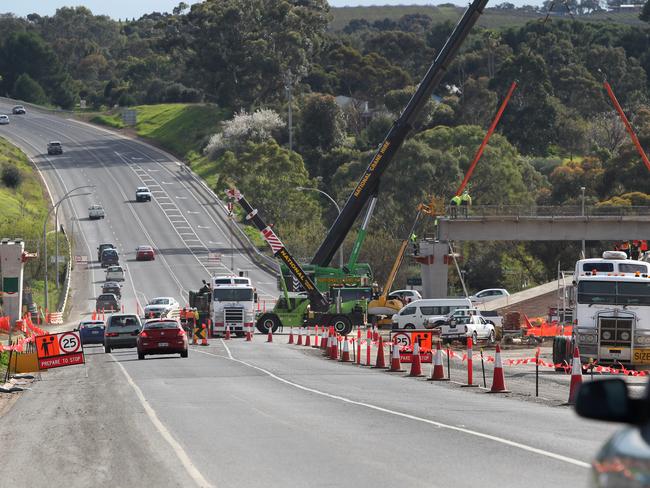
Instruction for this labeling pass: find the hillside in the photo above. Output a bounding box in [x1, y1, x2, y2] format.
[329, 5, 644, 30]
[89, 104, 228, 160]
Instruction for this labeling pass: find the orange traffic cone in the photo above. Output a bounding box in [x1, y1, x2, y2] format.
[305, 327, 311, 347]
[267, 325, 273, 343]
[568, 346, 582, 404]
[408, 342, 423, 377]
[92, 311, 97, 320]
[373, 335, 386, 369]
[489, 343, 509, 393]
[224, 325, 231, 340]
[428, 341, 447, 381]
[201, 324, 209, 346]
[462, 336, 478, 388]
[340, 338, 351, 362]
[388, 342, 404, 372]
[288, 328, 294, 344]
[297, 327, 303, 346]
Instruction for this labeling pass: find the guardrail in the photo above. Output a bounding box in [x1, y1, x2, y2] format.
[444, 205, 650, 218]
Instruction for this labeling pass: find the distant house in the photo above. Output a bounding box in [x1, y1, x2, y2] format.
[609, 3, 643, 11]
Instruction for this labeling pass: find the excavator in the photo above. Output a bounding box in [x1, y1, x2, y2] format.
[227, 0, 489, 334]
[367, 197, 439, 326]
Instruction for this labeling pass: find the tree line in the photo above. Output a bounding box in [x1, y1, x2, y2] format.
[2, 0, 650, 291]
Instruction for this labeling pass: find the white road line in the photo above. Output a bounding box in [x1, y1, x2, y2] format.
[114, 358, 214, 487]
[194, 348, 591, 470]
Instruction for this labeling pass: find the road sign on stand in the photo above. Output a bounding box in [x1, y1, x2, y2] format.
[36, 330, 85, 370]
[389, 330, 436, 363]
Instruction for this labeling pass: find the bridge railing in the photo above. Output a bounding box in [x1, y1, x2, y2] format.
[444, 205, 650, 217]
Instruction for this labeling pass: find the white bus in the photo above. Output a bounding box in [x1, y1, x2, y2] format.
[571, 251, 650, 368]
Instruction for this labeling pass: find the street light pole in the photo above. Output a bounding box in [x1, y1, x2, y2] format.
[581, 186, 586, 259]
[296, 186, 344, 269]
[43, 186, 94, 311]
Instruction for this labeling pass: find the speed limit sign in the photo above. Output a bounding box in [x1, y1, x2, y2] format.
[58, 332, 81, 353]
[392, 332, 411, 348]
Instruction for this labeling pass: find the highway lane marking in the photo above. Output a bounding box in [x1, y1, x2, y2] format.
[114, 359, 214, 488]
[194, 348, 591, 470]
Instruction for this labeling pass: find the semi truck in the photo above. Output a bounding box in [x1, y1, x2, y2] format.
[189, 275, 257, 337]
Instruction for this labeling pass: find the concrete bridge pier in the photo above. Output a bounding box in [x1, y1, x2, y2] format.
[416, 240, 449, 299]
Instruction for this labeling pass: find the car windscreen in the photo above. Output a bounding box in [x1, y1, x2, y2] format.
[102, 250, 117, 257]
[80, 322, 104, 328]
[98, 294, 116, 300]
[145, 321, 179, 330]
[108, 316, 139, 328]
[213, 289, 254, 301]
[149, 298, 169, 305]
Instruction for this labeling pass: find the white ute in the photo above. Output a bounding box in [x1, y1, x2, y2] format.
[437, 313, 496, 344]
[144, 297, 180, 318]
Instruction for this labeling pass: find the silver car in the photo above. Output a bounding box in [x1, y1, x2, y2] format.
[0, 115, 9, 125]
[104, 314, 142, 353]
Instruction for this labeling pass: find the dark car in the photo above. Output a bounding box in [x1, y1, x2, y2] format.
[137, 319, 188, 360]
[96, 293, 119, 312]
[47, 141, 63, 155]
[100, 248, 119, 268]
[97, 243, 115, 261]
[12, 105, 26, 115]
[77, 320, 105, 345]
[135, 245, 155, 261]
[576, 379, 650, 487]
[104, 314, 142, 353]
[102, 281, 122, 299]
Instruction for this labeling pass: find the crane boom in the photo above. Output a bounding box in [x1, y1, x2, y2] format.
[310, 0, 489, 267]
[225, 188, 330, 312]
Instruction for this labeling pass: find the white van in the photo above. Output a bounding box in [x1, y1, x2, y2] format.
[391, 298, 472, 330]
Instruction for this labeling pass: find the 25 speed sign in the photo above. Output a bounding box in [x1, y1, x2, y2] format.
[36, 330, 85, 370]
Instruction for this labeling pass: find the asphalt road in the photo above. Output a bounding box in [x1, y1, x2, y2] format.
[0, 103, 626, 487]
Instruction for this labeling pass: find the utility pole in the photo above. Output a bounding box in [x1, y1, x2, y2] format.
[581, 186, 586, 259]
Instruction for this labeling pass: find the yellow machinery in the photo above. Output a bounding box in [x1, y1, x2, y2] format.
[367, 196, 440, 326]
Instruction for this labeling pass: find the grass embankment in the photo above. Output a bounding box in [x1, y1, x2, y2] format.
[0, 137, 62, 312]
[90, 103, 226, 160]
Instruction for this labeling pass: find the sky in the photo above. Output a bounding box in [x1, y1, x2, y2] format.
[3, 0, 542, 20]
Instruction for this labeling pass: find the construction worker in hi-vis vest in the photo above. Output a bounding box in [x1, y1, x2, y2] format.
[450, 194, 461, 218]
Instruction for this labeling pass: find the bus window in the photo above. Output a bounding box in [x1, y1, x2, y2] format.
[582, 263, 613, 273]
[619, 263, 649, 274]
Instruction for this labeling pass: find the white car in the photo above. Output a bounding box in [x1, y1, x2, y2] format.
[388, 289, 422, 304]
[436, 314, 495, 344]
[469, 288, 509, 304]
[391, 298, 472, 329]
[135, 186, 152, 202]
[144, 297, 180, 318]
[89, 204, 105, 220]
[0, 115, 9, 125]
[105, 265, 125, 282]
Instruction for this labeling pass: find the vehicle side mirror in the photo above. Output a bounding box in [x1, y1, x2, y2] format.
[575, 379, 637, 423]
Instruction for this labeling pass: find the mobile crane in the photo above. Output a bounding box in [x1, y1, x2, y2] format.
[228, 0, 488, 334]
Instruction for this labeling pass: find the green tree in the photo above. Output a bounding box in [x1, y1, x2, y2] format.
[12, 74, 47, 105]
[642, 0, 650, 22]
[297, 93, 345, 153]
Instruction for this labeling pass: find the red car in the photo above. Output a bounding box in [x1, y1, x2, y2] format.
[135, 245, 155, 261]
[137, 319, 188, 359]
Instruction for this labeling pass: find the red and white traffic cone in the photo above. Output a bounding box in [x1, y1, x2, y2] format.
[490, 343, 509, 393]
[297, 327, 303, 346]
[288, 328, 294, 344]
[305, 327, 311, 347]
[428, 341, 448, 381]
[267, 325, 273, 343]
[356, 329, 361, 365]
[365, 333, 372, 366]
[568, 346, 583, 404]
[321, 330, 328, 350]
[312, 326, 320, 348]
[373, 325, 379, 342]
[462, 336, 478, 387]
[388, 342, 404, 372]
[246, 325, 252, 342]
[323, 329, 332, 356]
[329, 334, 339, 360]
[408, 342, 424, 377]
[373, 335, 386, 369]
[224, 325, 231, 341]
[340, 338, 351, 362]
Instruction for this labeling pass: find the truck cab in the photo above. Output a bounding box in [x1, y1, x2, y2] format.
[201, 275, 257, 337]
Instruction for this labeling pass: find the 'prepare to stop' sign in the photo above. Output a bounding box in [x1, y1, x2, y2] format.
[36, 330, 85, 370]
